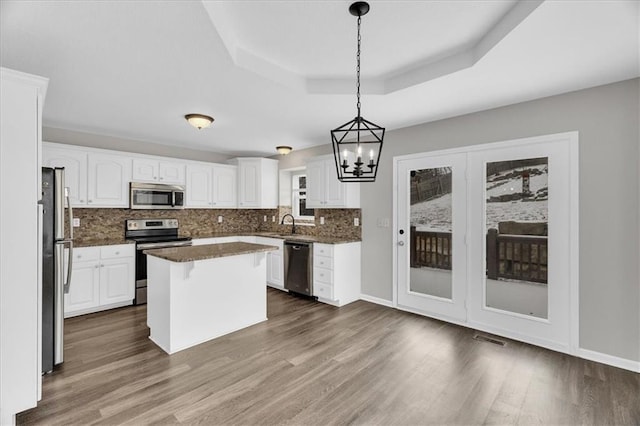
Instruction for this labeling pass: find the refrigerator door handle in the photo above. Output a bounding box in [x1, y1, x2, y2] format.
[66, 187, 74, 240]
[63, 187, 74, 293]
[54, 241, 65, 365]
[63, 239, 73, 293]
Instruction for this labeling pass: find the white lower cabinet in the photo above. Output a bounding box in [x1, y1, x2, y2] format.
[255, 237, 284, 289]
[313, 242, 361, 306]
[64, 244, 135, 317]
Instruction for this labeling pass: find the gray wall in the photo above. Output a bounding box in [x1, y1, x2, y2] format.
[43, 127, 232, 163]
[287, 78, 640, 362]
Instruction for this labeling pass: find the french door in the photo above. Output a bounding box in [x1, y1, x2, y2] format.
[396, 153, 467, 322]
[395, 132, 578, 352]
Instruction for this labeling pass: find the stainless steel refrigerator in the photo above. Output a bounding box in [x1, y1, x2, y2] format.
[41, 167, 73, 373]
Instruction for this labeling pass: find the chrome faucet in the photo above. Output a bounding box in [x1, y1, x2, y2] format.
[280, 213, 296, 234]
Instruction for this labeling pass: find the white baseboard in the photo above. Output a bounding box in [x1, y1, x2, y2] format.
[359, 293, 394, 308]
[576, 348, 640, 373]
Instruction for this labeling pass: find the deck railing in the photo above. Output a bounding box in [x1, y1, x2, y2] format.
[486, 229, 547, 284]
[410, 226, 548, 284]
[410, 226, 452, 270]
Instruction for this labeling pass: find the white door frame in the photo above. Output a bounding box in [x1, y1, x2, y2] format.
[392, 131, 579, 355]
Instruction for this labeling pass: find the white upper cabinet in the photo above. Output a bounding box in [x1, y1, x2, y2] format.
[132, 159, 185, 184]
[42, 146, 88, 206]
[229, 158, 278, 209]
[185, 164, 212, 207]
[212, 165, 237, 207]
[185, 163, 237, 208]
[306, 155, 359, 208]
[87, 153, 131, 207]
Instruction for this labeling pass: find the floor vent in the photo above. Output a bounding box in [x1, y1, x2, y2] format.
[473, 334, 506, 346]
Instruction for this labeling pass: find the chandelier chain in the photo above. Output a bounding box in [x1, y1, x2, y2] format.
[356, 15, 361, 118]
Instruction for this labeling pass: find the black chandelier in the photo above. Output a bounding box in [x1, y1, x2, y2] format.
[331, 1, 385, 183]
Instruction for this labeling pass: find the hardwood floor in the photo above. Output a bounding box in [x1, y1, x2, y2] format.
[19, 288, 639, 425]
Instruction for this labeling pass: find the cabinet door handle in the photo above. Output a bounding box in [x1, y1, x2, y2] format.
[115, 251, 119, 255]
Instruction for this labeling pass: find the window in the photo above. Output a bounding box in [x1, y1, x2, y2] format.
[292, 173, 314, 219]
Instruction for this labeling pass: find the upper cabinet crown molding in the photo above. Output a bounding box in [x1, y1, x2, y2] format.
[306, 154, 360, 208]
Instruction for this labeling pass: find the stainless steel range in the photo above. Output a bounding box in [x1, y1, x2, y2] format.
[125, 219, 192, 305]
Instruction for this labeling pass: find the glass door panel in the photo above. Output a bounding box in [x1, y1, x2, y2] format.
[409, 167, 453, 299]
[484, 157, 549, 319]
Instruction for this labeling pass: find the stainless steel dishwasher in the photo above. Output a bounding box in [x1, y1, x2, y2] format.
[284, 241, 313, 296]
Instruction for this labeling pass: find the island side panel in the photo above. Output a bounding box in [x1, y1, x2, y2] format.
[167, 252, 268, 354]
[147, 255, 173, 353]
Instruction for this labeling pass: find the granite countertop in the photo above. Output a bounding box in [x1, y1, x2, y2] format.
[187, 231, 360, 245]
[144, 242, 278, 263]
[74, 232, 360, 248]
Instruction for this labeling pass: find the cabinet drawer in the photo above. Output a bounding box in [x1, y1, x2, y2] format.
[72, 247, 100, 262]
[314, 243, 333, 257]
[100, 244, 133, 259]
[313, 282, 333, 300]
[314, 255, 333, 270]
[314, 267, 333, 285]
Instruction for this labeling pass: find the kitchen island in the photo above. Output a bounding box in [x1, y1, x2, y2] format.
[144, 242, 277, 354]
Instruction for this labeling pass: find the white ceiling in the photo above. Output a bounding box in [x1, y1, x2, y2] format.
[1, 1, 638, 157]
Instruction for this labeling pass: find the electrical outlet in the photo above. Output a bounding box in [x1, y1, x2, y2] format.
[354, 217, 360, 226]
[217, 216, 223, 223]
[320, 217, 325, 225]
[73, 218, 80, 227]
[263, 215, 267, 222]
[272, 216, 276, 222]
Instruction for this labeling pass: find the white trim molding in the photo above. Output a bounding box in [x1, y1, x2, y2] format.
[359, 293, 394, 308]
[576, 348, 640, 373]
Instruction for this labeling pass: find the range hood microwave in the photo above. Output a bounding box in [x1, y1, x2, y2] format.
[130, 182, 185, 210]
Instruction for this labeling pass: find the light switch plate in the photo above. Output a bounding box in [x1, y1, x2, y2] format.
[217, 216, 223, 223]
[73, 218, 80, 227]
[272, 216, 276, 222]
[263, 215, 267, 222]
[320, 217, 325, 225]
[354, 217, 360, 226]
[377, 218, 390, 227]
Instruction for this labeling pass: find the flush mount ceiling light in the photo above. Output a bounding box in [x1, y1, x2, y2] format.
[331, 1, 385, 183]
[185, 113, 214, 130]
[276, 146, 292, 155]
